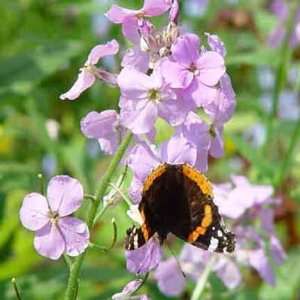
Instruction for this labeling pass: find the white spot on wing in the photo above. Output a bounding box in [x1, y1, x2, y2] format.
[208, 237, 219, 252]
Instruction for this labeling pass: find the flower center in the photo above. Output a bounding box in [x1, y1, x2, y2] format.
[48, 211, 59, 224]
[209, 125, 216, 138]
[189, 63, 199, 76]
[148, 89, 161, 102]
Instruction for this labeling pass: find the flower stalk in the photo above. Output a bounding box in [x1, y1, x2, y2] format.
[191, 256, 215, 300]
[64, 132, 132, 300]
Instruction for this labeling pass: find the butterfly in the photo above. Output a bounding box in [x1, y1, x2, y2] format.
[125, 163, 235, 253]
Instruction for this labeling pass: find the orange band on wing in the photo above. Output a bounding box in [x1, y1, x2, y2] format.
[182, 164, 213, 197]
[188, 204, 213, 242]
[143, 164, 167, 193]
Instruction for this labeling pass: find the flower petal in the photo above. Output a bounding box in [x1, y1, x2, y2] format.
[206, 33, 226, 57]
[47, 175, 84, 216]
[142, 0, 171, 16]
[154, 258, 186, 296]
[120, 99, 158, 134]
[270, 235, 286, 265]
[112, 279, 144, 299]
[58, 217, 89, 257]
[19, 193, 49, 231]
[60, 70, 95, 101]
[118, 67, 154, 100]
[209, 125, 224, 158]
[81, 110, 119, 139]
[34, 223, 65, 260]
[214, 257, 241, 289]
[160, 60, 193, 89]
[105, 5, 138, 23]
[248, 248, 275, 285]
[122, 47, 149, 72]
[86, 40, 119, 65]
[126, 236, 162, 274]
[197, 51, 225, 86]
[172, 33, 200, 67]
[160, 134, 197, 166]
[127, 143, 160, 181]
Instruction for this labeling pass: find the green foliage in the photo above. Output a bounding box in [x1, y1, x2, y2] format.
[0, 0, 299, 299]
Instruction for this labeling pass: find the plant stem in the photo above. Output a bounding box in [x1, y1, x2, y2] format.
[191, 257, 215, 300]
[64, 132, 132, 300]
[264, 1, 298, 153]
[11, 278, 22, 300]
[276, 118, 300, 187]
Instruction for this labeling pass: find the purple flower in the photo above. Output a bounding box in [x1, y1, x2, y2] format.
[176, 112, 227, 171]
[161, 33, 225, 107]
[81, 110, 123, 155]
[106, 0, 171, 43]
[154, 258, 186, 296]
[126, 235, 162, 274]
[204, 74, 236, 125]
[19, 176, 89, 260]
[213, 176, 274, 219]
[112, 279, 149, 300]
[118, 67, 190, 134]
[179, 244, 241, 290]
[60, 40, 119, 100]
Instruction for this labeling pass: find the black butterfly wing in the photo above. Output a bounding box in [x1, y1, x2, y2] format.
[170, 164, 235, 253]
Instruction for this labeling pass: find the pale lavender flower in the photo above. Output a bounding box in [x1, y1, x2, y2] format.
[118, 67, 190, 134]
[126, 235, 162, 274]
[161, 33, 225, 107]
[60, 40, 119, 100]
[112, 279, 149, 300]
[106, 0, 171, 43]
[19, 176, 89, 260]
[122, 47, 150, 73]
[154, 258, 186, 296]
[213, 175, 274, 219]
[80, 110, 123, 155]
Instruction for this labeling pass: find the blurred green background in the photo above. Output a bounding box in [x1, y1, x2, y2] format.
[0, 0, 300, 299]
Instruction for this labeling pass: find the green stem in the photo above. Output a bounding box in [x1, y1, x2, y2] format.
[264, 1, 298, 153]
[64, 132, 132, 300]
[11, 278, 22, 300]
[275, 118, 300, 187]
[190, 257, 215, 300]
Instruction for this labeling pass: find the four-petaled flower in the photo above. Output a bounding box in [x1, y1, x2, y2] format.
[19, 176, 89, 260]
[161, 33, 225, 107]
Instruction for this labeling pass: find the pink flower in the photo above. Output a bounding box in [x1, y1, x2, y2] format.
[60, 40, 119, 100]
[126, 235, 162, 274]
[213, 176, 274, 219]
[19, 176, 89, 260]
[161, 33, 225, 107]
[106, 0, 171, 42]
[118, 67, 190, 134]
[81, 110, 124, 155]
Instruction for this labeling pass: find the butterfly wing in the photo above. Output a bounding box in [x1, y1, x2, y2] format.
[170, 164, 235, 253]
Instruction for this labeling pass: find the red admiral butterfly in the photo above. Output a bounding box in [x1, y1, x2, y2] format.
[125, 163, 235, 253]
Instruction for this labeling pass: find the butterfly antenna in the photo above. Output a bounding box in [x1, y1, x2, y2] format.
[166, 243, 186, 278]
